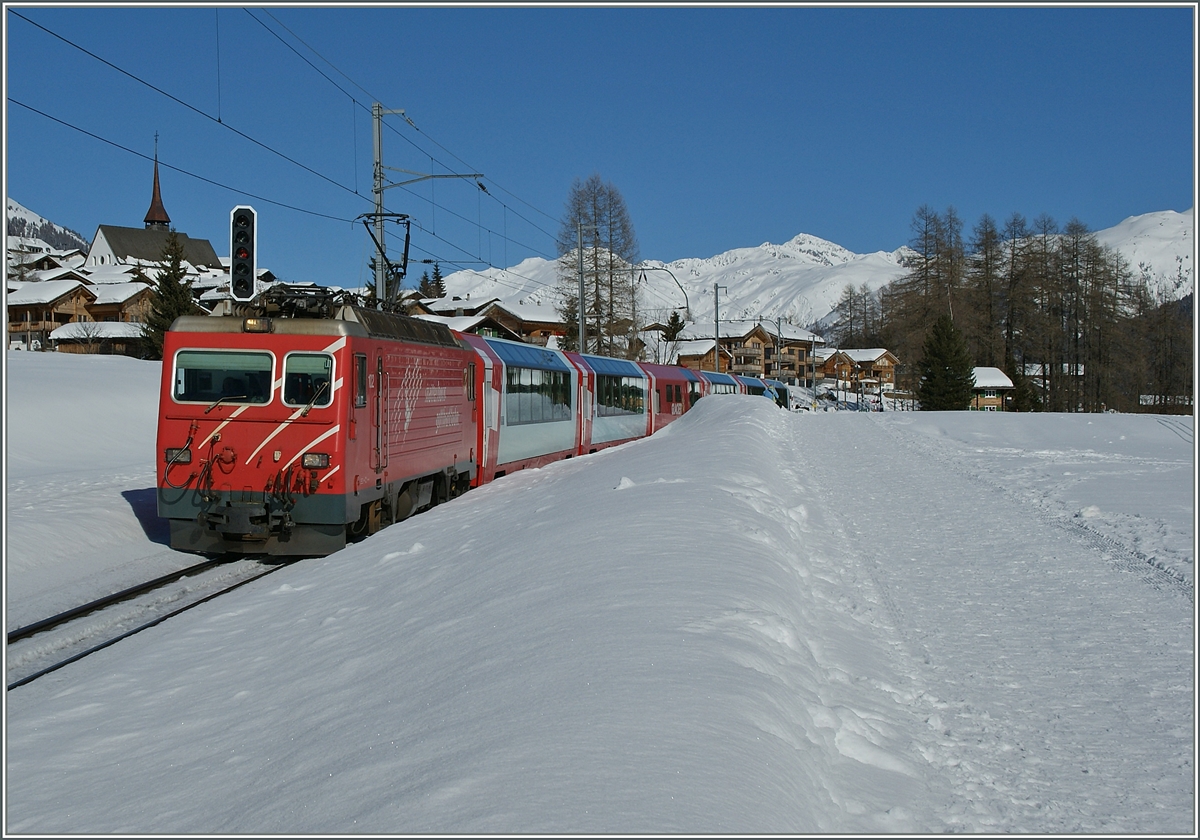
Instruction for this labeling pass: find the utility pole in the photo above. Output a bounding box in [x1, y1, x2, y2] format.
[713, 283, 728, 373]
[578, 221, 586, 354]
[370, 102, 483, 309]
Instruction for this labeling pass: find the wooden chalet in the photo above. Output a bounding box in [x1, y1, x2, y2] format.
[7, 280, 97, 351]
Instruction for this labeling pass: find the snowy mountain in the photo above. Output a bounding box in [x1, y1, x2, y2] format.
[1094, 208, 1194, 300]
[8, 194, 1191, 328]
[5, 198, 90, 253]
[441, 210, 1194, 333]
[439, 234, 913, 333]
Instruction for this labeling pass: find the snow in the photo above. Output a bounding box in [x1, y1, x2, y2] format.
[1095, 208, 1194, 299]
[972, 366, 1014, 389]
[5, 278, 90, 305]
[3, 350, 1195, 834]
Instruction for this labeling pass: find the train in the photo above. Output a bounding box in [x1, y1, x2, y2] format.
[156, 293, 791, 557]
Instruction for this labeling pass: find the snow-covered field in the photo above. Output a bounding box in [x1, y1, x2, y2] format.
[3, 350, 1195, 834]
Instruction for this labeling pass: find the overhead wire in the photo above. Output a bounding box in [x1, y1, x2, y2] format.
[254, 8, 563, 244]
[8, 99, 355, 224]
[15, 7, 567, 280]
[9, 8, 367, 204]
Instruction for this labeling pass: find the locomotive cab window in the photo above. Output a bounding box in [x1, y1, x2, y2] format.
[173, 350, 273, 405]
[283, 353, 334, 408]
[354, 354, 367, 408]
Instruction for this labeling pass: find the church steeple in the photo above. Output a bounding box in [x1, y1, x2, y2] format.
[144, 133, 171, 230]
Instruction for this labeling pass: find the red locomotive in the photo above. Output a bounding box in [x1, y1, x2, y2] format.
[156, 291, 789, 557]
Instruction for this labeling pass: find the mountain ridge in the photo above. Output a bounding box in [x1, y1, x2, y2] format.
[7, 197, 1191, 327]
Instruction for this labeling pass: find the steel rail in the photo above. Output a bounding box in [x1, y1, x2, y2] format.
[7, 559, 225, 645]
[7, 562, 286, 691]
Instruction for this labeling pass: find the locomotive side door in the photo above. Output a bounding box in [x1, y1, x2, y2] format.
[372, 353, 388, 473]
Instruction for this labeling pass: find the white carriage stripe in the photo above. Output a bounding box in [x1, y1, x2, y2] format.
[318, 464, 341, 483]
[208, 404, 249, 443]
[322, 337, 347, 353]
[245, 376, 343, 465]
[281, 425, 342, 472]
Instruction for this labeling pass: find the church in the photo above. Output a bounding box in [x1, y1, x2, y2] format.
[84, 154, 222, 271]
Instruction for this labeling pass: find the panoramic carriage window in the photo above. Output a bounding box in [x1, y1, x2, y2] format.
[173, 350, 273, 404]
[596, 374, 645, 417]
[283, 353, 334, 408]
[505, 365, 571, 425]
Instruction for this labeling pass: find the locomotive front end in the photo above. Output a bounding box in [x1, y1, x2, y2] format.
[157, 316, 351, 556]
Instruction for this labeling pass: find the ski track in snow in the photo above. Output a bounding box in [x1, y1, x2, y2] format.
[787, 411, 1194, 833]
[873, 417, 1194, 603]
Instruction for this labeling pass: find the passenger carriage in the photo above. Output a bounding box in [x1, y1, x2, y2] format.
[697, 370, 742, 396]
[567, 353, 651, 453]
[459, 334, 580, 483]
[637, 361, 703, 432]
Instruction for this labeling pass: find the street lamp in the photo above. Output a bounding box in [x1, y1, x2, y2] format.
[636, 264, 691, 321]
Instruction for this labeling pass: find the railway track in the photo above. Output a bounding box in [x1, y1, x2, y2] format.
[7, 558, 286, 690]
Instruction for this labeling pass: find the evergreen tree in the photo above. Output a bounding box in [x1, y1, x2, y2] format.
[417, 270, 435, 298]
[917, 314, 975, 410]
[663, 310, 687, 341]
[431, 262, 447, 298]
[141, 230, 202, 360]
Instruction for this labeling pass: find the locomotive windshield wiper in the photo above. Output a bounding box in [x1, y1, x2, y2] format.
[205, 394, 246, 414]
[300, 381, 329, 417]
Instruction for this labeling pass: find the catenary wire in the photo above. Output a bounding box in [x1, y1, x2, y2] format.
[9, 9, 366, 202]
[254, 8, 563, 237]
[9, 99, 357, 224]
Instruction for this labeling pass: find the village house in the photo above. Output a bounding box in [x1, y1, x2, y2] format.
[674, 338, 734, 375]
[970, 366, 1015, 411]
[417, 295, 567, 345]
[819, 347, 899, 391]
[7, 279, 97, 351]
[674, 321, 824, 385]
[6, 153, 254, 353]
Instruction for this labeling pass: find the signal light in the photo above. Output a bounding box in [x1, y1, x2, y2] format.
[229, 205, 257, 302]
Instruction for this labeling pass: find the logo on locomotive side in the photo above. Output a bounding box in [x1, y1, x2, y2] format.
[435, 407, 461, 430]
[396, 360, 425, 436]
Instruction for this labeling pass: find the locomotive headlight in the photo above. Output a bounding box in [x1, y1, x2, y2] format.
[165, 447, 192, 464]
[302, 452, 330, 470]
[242, 317, 273, 333]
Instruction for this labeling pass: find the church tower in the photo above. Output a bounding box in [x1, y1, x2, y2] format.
[143, 135, 171, 230]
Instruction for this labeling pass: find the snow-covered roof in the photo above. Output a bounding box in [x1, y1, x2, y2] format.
[972, 367, 1014, 389]
[486, 299, 562, 323]
[81, 265, 139, 284]
[49, 321, 145, 341]
[89, 282, 153, 306]
[839, 348, 892, 363]
[6, 279, 94, 305]
[29, 266, 90, 284]
[413, 314, 490, 333]
[674, 338, 731, 359]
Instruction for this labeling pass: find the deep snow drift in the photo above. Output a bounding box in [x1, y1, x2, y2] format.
[3, 351, 1195, 834]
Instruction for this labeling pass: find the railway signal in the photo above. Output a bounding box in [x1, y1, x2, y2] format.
[230, 205, 257, 302]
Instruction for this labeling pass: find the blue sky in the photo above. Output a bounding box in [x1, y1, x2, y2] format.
[5, 4, 1194, 287]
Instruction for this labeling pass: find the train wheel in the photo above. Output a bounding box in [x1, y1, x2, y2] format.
[394, 482, 417, 522]
[348, 503, 372, 540]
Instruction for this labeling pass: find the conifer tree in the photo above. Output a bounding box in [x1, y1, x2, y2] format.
[141, 230, 202, 360]
[417, 270, 435, 298]
[917, 314, 975, 410]
[431, 262, 447, 298]
[663, 310, 687, 341]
